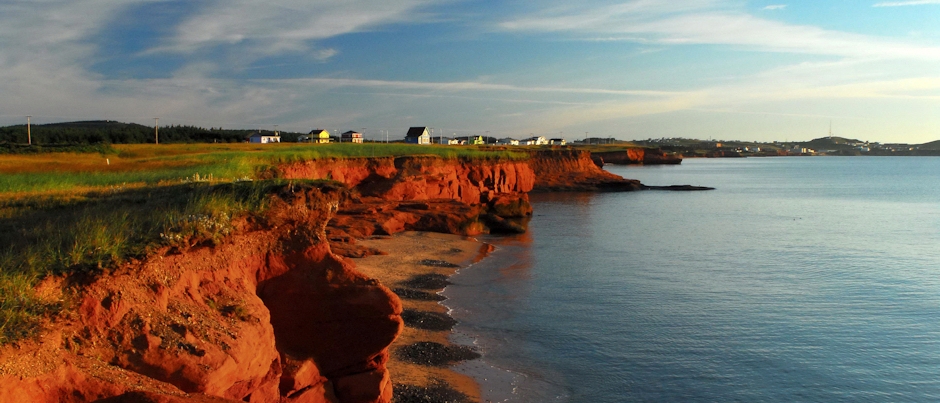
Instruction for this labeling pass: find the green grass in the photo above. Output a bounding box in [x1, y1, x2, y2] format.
[0, 142, 529, 344]
[0, 143, 527, 196]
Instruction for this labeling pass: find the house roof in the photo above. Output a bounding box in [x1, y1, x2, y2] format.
[406, 127, 429, 138]
[309, 129, 328, 135]
[341, 131, 362, 136]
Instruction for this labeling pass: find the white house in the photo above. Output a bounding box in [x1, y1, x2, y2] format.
[521, 136, 548, 145]
[248, 132, 280, 144]
[405, 127, 431, 145]
[341, 131, 363, 143]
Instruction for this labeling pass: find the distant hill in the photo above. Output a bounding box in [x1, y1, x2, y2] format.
[0, 120, 304, 144]
[917, 140, 940, 150]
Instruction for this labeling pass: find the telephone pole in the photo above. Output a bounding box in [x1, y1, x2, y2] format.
[26, 115, 31, 145]
[154, 118, 159, 144]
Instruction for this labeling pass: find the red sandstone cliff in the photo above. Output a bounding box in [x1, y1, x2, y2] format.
[591, 148, 682, 166]
[0, 153, 646, 403]
[281, 156, 536, 239]
[526, 150, 642, 191]
[0, 185, 399, 403]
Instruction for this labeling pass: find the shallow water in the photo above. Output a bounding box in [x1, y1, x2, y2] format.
[445, 157, 940, 402]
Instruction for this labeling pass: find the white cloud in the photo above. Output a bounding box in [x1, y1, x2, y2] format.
[500, 2, 940, 60]
[764, 5, 787, 10]
[155, 0, 441, 55]
[873, 0, 940, 6]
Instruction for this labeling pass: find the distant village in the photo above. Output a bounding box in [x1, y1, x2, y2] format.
[249, 126, 569, 146]
[630, 136, 940, 157]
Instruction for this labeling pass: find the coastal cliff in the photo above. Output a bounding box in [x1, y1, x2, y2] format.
[527, 149, 643, 191]
[0, 151, 646, 403]
[591, 147, 682, 166]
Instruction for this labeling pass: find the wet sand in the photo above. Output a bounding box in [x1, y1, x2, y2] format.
[352, 231, 493, 402]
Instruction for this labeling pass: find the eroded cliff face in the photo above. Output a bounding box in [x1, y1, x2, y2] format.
[591, 148, 682, 166]
[282, 156, 536, 239]
[526, 149, 643, 191]
[0, 185, 398, 403]
[0, 153, 641, 403]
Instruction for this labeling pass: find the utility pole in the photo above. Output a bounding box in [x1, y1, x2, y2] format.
[154, 118, 159, 144]
[26, 115, 31, 145]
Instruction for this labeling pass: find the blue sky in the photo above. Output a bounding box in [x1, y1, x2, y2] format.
[1, 0, 939, 143]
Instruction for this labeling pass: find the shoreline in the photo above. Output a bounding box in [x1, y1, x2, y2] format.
[352, 231, 501, 402]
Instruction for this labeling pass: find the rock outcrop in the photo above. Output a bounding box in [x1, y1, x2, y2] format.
[282, 156, 536, 240]
[526, 149, 643, 191]
[1, 152, 658, 403]
[0, 185, 398, 403]
[592, 148, 682, 166]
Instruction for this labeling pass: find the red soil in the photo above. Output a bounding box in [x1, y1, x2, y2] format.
[1, 152, 641, 403]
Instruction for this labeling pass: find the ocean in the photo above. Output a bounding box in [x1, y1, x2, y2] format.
[443, 157, 940, 402]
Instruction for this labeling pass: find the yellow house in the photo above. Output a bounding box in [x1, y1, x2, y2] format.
[306, 129, 330, 144]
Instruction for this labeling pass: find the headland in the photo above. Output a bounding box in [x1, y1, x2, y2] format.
[0, 145, 707, 403]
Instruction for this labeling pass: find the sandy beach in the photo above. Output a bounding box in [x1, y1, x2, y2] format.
[351, 231, 494, 402]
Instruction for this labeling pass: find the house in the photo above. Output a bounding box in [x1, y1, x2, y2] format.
[521, 136, 548, 146]
[405, 127, 431, 145]
[248, 132, 280, 144]
[549, 138, 566, 146]
[471, 136, 485, 145]
[496, 138, 520, 146]
[310, 129, 331, 144]
[341, 131, 363, 143]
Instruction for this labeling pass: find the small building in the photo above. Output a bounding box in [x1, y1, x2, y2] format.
[549, 138, 566, 146]
[341, 131, 363, 143]
[496, 138, 520, 146]
[304, 129, 330, 144]
[471, 136, 485, 145]
[521, 136, 548, 146]
[405, 127, 431, 145]
[248, 132, 280, 144]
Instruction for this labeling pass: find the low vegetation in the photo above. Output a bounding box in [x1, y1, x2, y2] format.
[0, 142, 527, 345]
[0, 180, 308, 344]
[1, 143, 526, 196]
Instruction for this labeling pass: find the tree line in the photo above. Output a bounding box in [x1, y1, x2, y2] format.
[0, 121, 303, 145]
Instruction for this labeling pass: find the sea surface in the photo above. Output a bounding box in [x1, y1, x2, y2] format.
[443, 157, 940, 403]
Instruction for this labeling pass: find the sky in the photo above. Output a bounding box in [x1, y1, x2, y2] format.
[1, 0, 939, 143]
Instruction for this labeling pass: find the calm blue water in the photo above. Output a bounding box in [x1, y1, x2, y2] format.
[445, 157, 940, 403]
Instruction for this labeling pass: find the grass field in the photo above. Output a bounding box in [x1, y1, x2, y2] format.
[0, 142, 530, 344]
[0, 143, 528, 196]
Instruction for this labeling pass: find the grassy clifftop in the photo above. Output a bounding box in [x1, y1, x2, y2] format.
[0, 143, 527, 345]
[0, 143, 527, 196]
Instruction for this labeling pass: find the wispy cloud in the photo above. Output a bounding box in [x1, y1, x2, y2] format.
[500, 1, 940, 60]
[873, 0, 940, 6]
[153, 0, 441, 55]
[281, 77, 688, 97]
[764, 5, 787, 10]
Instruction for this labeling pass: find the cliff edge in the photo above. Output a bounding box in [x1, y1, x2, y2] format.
[0, 151, 655, 403]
